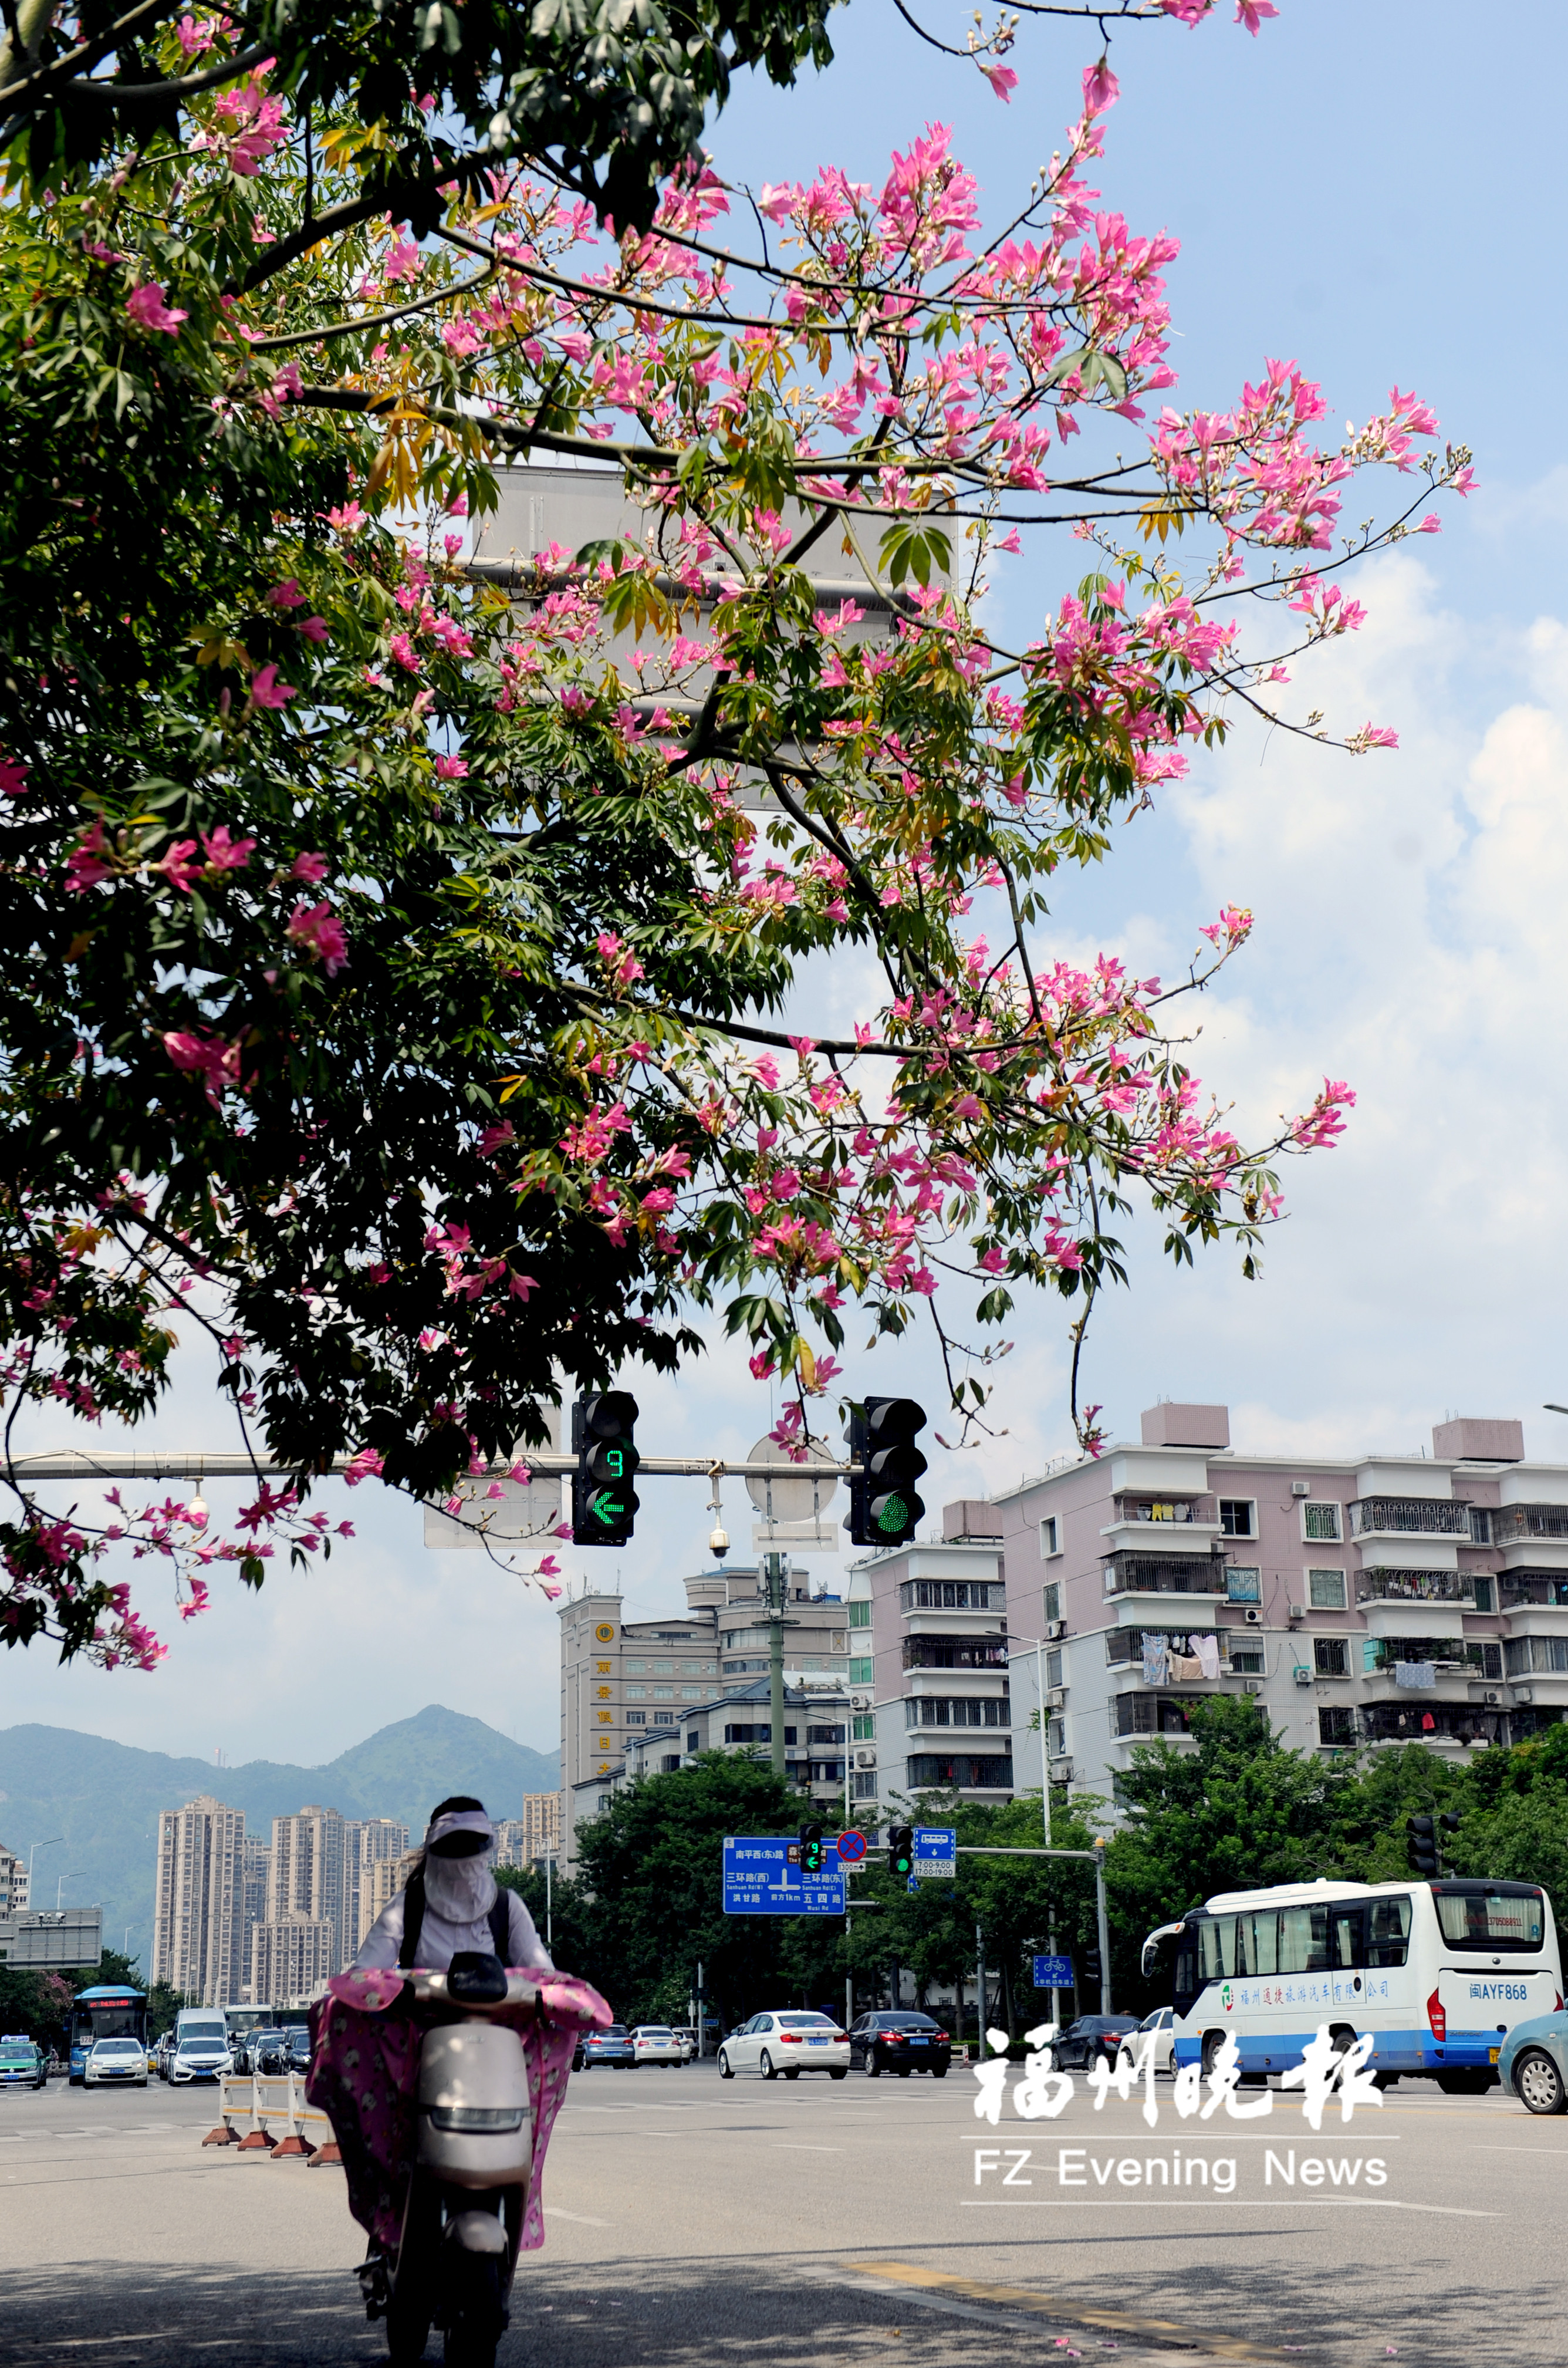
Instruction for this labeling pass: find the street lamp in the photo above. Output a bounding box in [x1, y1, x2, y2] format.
[1008, 1636, 1061, 2022]
[28, 1836, 63, 1903]
[57, 1871, 85, 1908]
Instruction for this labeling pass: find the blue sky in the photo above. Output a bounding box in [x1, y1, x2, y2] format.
[6, 0, 1568, 1776]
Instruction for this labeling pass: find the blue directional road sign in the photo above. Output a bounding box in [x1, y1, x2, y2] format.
[913, 1826, 957, 1877]
[1033, 1954, 1074, 1989]
[722, 1836, 847, 1916]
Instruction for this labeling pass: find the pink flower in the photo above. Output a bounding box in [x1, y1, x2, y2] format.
[1081, 55, 1119, 113]
[126, 281, 188, 336]
[268, 579, 305, 608]
[344, 1446, 385, 1486]
[65, 819, 114, 892]
[151, 838, 202, 893]
[248, 663, 296, 710]
[326, 501, 365, 534]
[290, 850, 329, 883]
[286, 899, 349, 975]
[0, 756, 30, 797]
[434, 753, 468, 781]
[1234, 0, 1279, 29]
[161, 1027, 241, 1109]
[749, 1350, 776, 1379]
[390, 633, 421, 673]
[982, 60, 1018, 101]
[201, 825, 255, 872]
[296, 614, 330, 642]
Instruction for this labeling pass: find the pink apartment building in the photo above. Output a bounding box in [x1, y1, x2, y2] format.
[851, 1404, 1565, 1816]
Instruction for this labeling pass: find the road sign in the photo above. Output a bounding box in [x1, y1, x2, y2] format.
[722, 1836, 847, 1917]
[913, 1826, 957, 1877]
[836, 1829, 868, 1866]
[907, 1875, 919, 1895]
[1033, 1953, 1074, 1989]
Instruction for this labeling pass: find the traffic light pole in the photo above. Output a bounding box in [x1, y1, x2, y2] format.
[765, 1552, 787, 1781]
[954, 1844, 1113, 2015]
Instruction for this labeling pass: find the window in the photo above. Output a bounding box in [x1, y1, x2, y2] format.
[724, 1723, 771, 1744]
[1319, 1708, 1356, 1747]
[897, 1580, 1004, 1611]
[1040, 1516, 1061, 1558]
[850, 1657, 874, 1684]
[1048, 1718, 1067, 1755]
[1505, 1634, 1568, 1677]
[624, 1686, 646, 1699]
[849, 1598, 872, 1628]
[1226, 1567, 1262, 1604]
[1228, 1645, 1264, 1674]
[654, 1711, 675, 1725]
[686, 1731, 699, 1751]
[1307, 1568, 1347, 1610]
[624, 1659, 646, 1674]
[1472, 1576, 1495, 1613]
[1468, 1507, 1492, 1545]
[904, 1696, 1011, 1728]
[1046, 1649, 1063, 1687]
[1366, 1896, 1411, 1966]
[1432, 1888, 1547, 1951]
[807, 1723, 845, 1745]
[1314, 1637, 1349, 1677]
[851, 1714, 876, 1742]
[654, 1660, 674, 1675]
[852, 1771, 878, 1800]
[625, 1711, 646, 1725]
[1044, 1581, 1062, 1624]
[1219, 1500, 1255, 1539]
[653, 1685, 674, 1699]
[1303, 1503, 1342, 1543]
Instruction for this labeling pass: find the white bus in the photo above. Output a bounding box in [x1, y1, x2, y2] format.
[1148, 1877, 1562, 2093]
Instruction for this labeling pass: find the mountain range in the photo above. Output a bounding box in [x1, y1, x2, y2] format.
[0, 1704, 558, 1971]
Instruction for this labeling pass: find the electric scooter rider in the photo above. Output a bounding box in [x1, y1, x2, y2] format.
[354, 1796, 553, 1979]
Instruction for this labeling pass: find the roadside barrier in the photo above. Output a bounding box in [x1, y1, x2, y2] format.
[202, 2072, 342, 2165]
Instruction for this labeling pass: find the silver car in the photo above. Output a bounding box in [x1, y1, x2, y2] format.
[85, 2038, 148, 2087]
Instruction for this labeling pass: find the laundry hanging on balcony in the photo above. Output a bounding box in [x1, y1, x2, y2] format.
[1168, 1649, 1204, 1682]
[1394, 1659, 1437, 1689]
[1193, 1635, 1221, 1681]
[1141, 1636, 1169, 1684]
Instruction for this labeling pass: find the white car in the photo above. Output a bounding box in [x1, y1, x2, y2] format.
[85, 2038, 148, 2088]
[168, 2038, 233, 2083]
[718, 2012, 850, 2081]
[1117, 2006, 1176, 2075]
[630, 2025, 684, 2067]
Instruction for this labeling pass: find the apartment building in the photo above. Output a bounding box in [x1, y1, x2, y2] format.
[846, 1512, 1014, 1813]
[356, 1854, 405, 1950]
[348, 1820, 409, 1954]
[495, 1794, 562, 1871]
[150, 1796, 247, 2004]
[0, 1843, 26, 1913]
[991, 1402, 1562, 1797]
[559, 1562, 850, 1868]
[267, 1806, 350, 1969]
[622, 1673, 852, 1803]
[251, 1914, 335, 2009]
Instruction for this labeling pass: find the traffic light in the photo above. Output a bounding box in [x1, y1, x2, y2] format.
[846, 1397, 928, 1547]
[1080, 1939, 1102, 1992]
[799, 1823, 825, 1875]
[1406, 1815, 1439, 1877]
[571, 1393, 640, 1545]
[887, 1823, 914, 1879]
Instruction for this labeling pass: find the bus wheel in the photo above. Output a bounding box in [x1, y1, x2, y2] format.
[1200, 2033, 1226, 2077]
[1514, 2050, 1567, 2115]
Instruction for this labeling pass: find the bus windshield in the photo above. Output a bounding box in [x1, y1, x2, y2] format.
[1434, 1885, 1548, 1952]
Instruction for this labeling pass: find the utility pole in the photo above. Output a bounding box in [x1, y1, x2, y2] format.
[1093, 1838, 1111, 2015]
[765, 1552, 788, 1779]
[975, 1923, 986, 2062]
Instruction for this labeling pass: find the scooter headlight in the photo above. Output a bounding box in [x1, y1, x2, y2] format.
[427, 2106, 526, 2133]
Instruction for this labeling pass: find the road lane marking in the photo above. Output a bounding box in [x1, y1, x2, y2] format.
[543, 2206, 608, 2226]
[845, 2259, 1291, 2360]
[776, 2144, 842, 2153]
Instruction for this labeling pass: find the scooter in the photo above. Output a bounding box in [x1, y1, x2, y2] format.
[359, 1951, 537, 2368]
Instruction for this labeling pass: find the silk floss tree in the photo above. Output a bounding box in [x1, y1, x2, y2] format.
[0, 0, 1468, 1666]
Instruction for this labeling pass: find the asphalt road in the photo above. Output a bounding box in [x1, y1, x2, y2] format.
[2, 2060, 1564, 2368]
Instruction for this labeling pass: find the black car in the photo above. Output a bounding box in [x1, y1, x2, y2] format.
[254, 2028, 290, 2073]
[1049, 2014, 1141, 2072]
[848, 2012, 952, 2077]
[285, 2027, 312, 2075]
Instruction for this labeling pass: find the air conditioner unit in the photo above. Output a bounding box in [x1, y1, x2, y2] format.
[1243, 1680, 1263, 1696]
[1513, 1685, 1534, 1705]
[1287, 1604, 1306, 1624]
[850, 1692, 872, 1712]
[1046, 1688, 1066, 1712]
[856, 1748, 877, 1769]
[1049, 1758, 1073, 1783]
[1243, 1607, 1262, 1626]
[1045, 1619, 1066, 1641]
[1293, 1666, 1313, 1686]
[1290, 1480, 1311, 1497]
[1484, 1691, 1501, 1706]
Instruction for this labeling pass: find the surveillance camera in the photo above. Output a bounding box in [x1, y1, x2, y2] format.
[709, 1525, 729, 1561]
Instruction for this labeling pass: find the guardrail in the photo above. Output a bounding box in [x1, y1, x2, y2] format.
[202, 2072, 340, 2164]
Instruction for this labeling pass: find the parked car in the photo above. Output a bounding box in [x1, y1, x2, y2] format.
[1050, 2015, 1142, 2073]
[1501, 2011, 1568, 2113]
[0, 2033, 48, 2089]
[847, 2011, 951, 2078]
[575, 2025, 637, 2070]
[85, 2037, 148, 2087]
[631, 2025, 684, 2067]
[285, 2028, 312, 2076]
[671, 2027, 698, 2062]
[1117, 2007, 1176, 2075]
[719, 2012, 850, 2080]
[153, 2033, 175, 2080]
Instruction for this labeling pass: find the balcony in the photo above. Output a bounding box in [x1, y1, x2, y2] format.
[1101, 1551, 1229, 1598]
[900, 1636, 1011, 1672]
[1102, 1496, 1222, 1553]
[1110, 1495, 1218, 1524]
[1362, 1640, 1503, 1681]
[1356, 1570, 1475, 1606]
[1492, 1505, 1568, 1544]
[1504, 1635, 1568, 1681]
[1501, 1574, 1568, 1609]
[904, 1750, 1013, 1791]
[1349, 1497, 1469, 1539]
[1113, 1690, 1213, 1739]
[1359, 1701, 1507, 1747]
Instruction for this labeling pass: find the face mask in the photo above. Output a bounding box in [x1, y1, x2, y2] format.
[423, 1849, 498, 1927]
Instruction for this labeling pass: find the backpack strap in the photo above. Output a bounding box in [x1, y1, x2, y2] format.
[488, 1894, 511, 1962]
[397, 1869, 426, 1969]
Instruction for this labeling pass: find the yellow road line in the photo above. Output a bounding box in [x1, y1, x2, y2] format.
[847, 2260, 1292, 2360]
